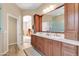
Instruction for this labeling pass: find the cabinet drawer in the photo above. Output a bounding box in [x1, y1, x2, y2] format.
[62, 43, 76, 49]
[62, 43, 77, 56]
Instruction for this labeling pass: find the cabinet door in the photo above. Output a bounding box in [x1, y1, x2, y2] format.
[44, 39, 53, 56]
[65, 4, 78, 40]
[34, 14, 42, 32]
[43, 39, 49, 55]
[35, 36, 39, 49]
[38, 37, 44, 53]
[31, 35, 34, 45]
[36, 36, 42, 51]
[78, 46, 79, 56]
[31, 35, 36, 47]
[65, 4, 75, 31]
[49, 40, 53, 56]
[39, 16, 42, 32]
[53, 40, 62, 56]
[62, 43, 77, 56]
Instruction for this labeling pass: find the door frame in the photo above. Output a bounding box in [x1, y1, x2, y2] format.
[7, 13, 20, 51]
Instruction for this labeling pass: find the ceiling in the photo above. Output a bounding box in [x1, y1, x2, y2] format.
[47, 6, 64, 16]
[16, 3, 42, 10]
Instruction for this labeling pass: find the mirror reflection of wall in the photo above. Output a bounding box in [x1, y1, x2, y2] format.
[42, 15, 52, 32]
[0, 9, 1, 31]
[42, 6, 64, 32]
[51, 14, 64, 32]
[0, 7, 2, 32]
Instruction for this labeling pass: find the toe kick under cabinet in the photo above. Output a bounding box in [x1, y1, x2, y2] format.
[31, 35, 78, 56]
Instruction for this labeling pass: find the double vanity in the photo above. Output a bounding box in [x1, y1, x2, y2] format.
[31, 32, 79, 56]
[31, 4, 79, 56]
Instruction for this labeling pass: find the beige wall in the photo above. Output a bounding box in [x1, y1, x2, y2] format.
[22, 10, 35, 16]
[22, 4, 63, 27]
[0, 32, 4, 55]
[0, 3, 64, 55]
[22, 10, 34, 25]
[0, 3, 23, 54]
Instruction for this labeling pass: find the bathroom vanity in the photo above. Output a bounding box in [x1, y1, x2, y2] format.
[32, 3, 79, 56]
[31, 32, 79, 56]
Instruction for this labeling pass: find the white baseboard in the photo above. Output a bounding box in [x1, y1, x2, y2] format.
[0, 50, 8, 56]
[9, 43, 22, 50]
[0, 43, 22, 56]
[17, 44, 23, 50]
[0, 43, 17, 56]
[9, 43, 17, 46]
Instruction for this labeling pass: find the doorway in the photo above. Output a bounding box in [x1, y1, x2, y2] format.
[23, 15, 32, 44]
[8, 16, 17, 45]
[7, 14, 22, 51]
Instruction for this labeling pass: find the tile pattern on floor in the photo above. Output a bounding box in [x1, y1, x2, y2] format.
[4, 43, 42, 56]
[24, 47, 42, 56]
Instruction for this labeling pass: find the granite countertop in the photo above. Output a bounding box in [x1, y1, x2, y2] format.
[32, 32, 79, 46]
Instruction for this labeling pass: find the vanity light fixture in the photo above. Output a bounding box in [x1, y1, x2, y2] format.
[43, 5, 55, 14]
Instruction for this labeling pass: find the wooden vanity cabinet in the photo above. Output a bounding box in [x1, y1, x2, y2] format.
[62, 43, 77, 56]
[31, 35, 79, 56]
[35, 37, 53, 56]
[31, 35, 54, 56]
[35, 36, 39, 49]
[44, 39, 53, 56]
[63, 3, 79, 56]
[36, 36, 44, 53]
[78, 46, 79, 56]
[31, 35, 36, 47]
[53, 40, 62, 56]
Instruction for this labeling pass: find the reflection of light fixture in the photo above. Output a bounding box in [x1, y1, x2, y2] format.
[23, 15, 32, 22]
[43, 5, 55, 14]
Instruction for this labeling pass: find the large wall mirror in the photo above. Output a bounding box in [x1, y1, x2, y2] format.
[42, 5, 64, 33]
[0, 5, 2, 32]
